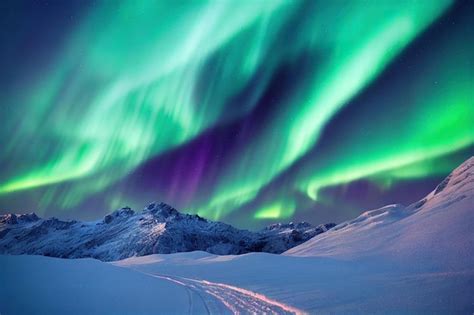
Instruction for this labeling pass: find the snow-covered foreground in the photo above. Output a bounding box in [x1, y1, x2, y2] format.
[117, 251, 473, 314]
[0, 254, 305, 315]
[0, 254, 213, 314]
[1, 158, 473, 314]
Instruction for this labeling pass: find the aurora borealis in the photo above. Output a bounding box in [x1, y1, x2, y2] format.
[1, 0, 473, 228]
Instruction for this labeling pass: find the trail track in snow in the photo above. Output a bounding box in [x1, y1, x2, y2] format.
[140, 271, 306, 314]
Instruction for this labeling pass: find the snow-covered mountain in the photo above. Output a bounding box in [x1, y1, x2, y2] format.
[285, 156, 474, 264]
[0, 201, 335, 261]
[1, 157, 473, 314]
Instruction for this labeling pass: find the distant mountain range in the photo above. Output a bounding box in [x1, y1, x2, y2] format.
[0, 201, 335, 261]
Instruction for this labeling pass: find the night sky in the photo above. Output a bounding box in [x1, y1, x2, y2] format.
[0, 0, 473, 229]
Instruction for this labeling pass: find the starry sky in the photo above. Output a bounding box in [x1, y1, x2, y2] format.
[0, 0, 473, 229]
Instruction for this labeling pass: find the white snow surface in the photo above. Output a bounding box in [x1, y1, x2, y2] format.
[0, 254, 209, 315]
[0, 157, 473, 314]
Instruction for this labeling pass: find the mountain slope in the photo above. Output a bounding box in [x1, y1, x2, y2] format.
[0, 202, 334, 261]
[285, 156, 474, 272]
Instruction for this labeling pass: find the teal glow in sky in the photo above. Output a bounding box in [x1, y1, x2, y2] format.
[0, 0, 473, 228]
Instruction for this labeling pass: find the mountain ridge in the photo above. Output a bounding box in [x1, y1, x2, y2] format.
[0, 201, 335, 261]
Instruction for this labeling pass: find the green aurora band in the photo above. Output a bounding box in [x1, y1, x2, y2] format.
[1, 0, 473, 225]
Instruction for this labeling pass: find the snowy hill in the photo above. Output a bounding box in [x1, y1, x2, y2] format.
[0, 202, 334, 261]
[285, 156, 474, 269]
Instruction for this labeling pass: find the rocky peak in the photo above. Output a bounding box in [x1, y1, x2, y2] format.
[0, 214, 18, 225]
[17, 212, 40, 222]
[142, 202, 180, 219]
[103, 206, 135, 224]
[0, 212, 40, 225]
